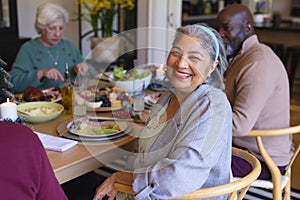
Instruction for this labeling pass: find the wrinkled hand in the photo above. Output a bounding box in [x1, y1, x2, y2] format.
[93, 176, 118, 200]
[38, 68, 64, 81]
[75, 62, 88, 75]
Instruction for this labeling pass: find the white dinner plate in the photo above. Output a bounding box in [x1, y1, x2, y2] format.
[62, 126, 132, 142]
[67, 120, 128, 138]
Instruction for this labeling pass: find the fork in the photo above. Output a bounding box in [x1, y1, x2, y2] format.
[58, 120, 80, 137]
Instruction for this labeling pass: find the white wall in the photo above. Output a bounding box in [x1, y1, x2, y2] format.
[272, 0, 291, 16]
[136, 0, 182, 65]
[17, 0, 79, 48]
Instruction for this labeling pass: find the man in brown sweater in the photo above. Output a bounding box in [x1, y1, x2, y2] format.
[216, 4, 293, 179]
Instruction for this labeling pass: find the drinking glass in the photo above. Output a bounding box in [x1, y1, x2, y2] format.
[73, 74, 87, 119]
[133, 80, 145, 114]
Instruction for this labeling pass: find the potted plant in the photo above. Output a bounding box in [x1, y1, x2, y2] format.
[253, 1, 265, 24]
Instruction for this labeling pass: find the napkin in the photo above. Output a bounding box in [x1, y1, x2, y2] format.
[34, 131, 78, 152]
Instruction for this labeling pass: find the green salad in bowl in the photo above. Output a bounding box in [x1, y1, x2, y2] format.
[110, 67, 152, 94]
[113, 67, 150, 81]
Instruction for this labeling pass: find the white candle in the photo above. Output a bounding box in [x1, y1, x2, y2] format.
[156, 64, 165, 80]
[0, 98, 18, 121]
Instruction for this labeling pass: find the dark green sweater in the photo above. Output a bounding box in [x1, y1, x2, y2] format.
[10, 38, 86, 93]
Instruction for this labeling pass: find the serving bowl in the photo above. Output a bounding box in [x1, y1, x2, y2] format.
[109, 69, 152, 94]
[17, 102, 64, 123]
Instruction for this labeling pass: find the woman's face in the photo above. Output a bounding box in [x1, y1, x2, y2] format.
[41, 18, 65, 46]
[166, 35, 216, 94]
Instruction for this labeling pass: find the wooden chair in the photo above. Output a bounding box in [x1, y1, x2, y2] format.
[240, 125, 300, 200]
[114, 147, 261, 200]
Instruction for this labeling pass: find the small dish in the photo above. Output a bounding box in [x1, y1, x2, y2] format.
[86, 101, 103, 108]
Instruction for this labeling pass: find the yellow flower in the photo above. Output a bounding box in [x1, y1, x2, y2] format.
[102, 0, 111, 9]
[78, 0, 135, 37]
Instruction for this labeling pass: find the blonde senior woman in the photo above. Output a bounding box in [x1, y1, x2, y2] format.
[10, 2, 91, 93]
[93, 24, 232, 200]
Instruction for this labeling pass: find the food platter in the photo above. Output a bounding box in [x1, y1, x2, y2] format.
[57, 121, 132, 142]
[67, 120, 128, 138]
[62, 127, 132, 142]
[79, 86, 130, 112]
[15, 87, 62, 104]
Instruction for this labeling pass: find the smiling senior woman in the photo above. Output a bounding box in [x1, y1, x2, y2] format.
[10, 2, 90, 93]
[93, 24, 232, 200]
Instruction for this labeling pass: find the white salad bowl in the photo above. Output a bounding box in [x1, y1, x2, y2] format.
[109, 69, 152, 94]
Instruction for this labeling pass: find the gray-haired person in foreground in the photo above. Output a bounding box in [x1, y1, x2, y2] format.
[93, 23, 232, 200]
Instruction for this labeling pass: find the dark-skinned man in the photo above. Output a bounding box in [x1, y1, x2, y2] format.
[216, 4, 292, 179]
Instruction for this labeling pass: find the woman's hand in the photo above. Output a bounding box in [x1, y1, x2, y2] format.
[93, 175, 118, 200]
[38, 68, 64, 81]
[74, 62, 88, 75]
[93, 171, 133, 200]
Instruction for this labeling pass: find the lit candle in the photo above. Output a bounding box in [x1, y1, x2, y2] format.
[0, 98, 18, 121]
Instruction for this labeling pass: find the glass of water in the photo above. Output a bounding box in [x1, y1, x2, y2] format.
[133, 80, 145, 114]
[73, 74, 87, 119]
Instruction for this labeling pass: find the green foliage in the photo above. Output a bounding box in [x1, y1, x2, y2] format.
[0, 59, 14, 103]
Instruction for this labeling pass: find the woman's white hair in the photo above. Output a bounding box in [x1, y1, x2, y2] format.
[35, 2, 69, 34]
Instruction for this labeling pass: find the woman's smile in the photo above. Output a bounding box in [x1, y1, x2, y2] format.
[173, 70, 192, 79]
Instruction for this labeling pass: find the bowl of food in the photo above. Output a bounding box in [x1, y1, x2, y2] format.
[109, 67, 152, 94]
[17, 102, 64, 123]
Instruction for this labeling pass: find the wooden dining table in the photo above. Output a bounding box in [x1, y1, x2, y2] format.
[31, 111, 143, 184]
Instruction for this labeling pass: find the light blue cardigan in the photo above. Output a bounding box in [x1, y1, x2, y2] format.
[132, 84, 232, 200]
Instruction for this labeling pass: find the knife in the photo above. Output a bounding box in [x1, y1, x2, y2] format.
[87, 116, 147, 124]
[88, 116, 134, 122]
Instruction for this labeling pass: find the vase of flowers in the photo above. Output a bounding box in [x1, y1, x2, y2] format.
[78, 0, 135, 62]
[78, 0, 135, 38]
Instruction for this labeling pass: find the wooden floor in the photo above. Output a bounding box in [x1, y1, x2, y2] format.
[291, 81, 300, 189]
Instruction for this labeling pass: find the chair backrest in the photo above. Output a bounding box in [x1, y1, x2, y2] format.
[114, 147, 261, 200]
[246, 125, 300, 200]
